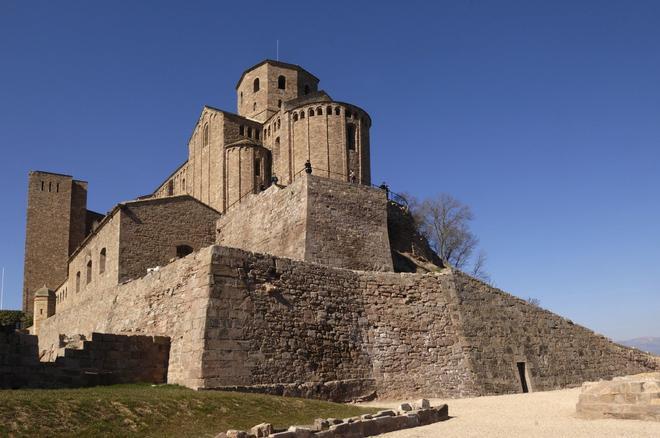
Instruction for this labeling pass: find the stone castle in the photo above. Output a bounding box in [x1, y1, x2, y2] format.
[20, 60, 658, 399]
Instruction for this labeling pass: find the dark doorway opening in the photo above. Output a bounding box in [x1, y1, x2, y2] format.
[176, 245, 193, 258]
[517, 362, 529, 393]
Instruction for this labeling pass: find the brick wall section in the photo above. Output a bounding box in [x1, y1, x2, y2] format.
[305, 176, 393, 271]
[118, 196, 220, 282]
[216, 175, 392, 271]
[201, 247, 373, 390]
[216, 177, 308, 261]
[361, 271, 479, 398]
[451, 270, 659, 395]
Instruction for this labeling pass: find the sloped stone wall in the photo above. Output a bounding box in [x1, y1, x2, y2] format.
[451, 270, 659, 395]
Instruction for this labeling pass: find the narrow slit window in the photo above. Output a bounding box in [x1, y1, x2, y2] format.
[347, 124, 356, 151]
[253, 78, 260, 92]
[86, 260, 92, 284]
[76, 271, 81, 292]
[99, 248, 106, 274]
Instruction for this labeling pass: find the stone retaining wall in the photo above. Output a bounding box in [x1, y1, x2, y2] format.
[34, 245, 660, 399]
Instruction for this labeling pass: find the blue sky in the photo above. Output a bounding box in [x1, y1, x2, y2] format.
[1, 1, 658, 340]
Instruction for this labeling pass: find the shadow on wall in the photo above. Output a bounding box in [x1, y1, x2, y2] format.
[0, 331, 170, 389]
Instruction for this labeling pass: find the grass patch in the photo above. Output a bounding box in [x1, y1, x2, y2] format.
[0, 384, 380, 437]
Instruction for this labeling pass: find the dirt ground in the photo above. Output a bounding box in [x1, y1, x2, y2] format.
[360, 387, 660, 437]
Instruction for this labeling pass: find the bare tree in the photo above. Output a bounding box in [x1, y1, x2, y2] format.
[527, 297, 541, 307]
[403, 192, 491, 282]
[415, 193, 478, 270]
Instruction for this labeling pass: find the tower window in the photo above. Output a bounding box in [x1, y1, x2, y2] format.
[253, 78, 260, 92]
[346, 110, 352, 118]
[86, 260, 92, 284]
[335, 107, 340, 115]
[347, 124, 356, 151]
[239, 125, 245, 136]
[309, 108, 315, 117]
[278, 99, 282, 108]
[99, 248, 106, 274]
[255, 130, 260, 140]
[56, 183, 59, 192]
[48, 182, 52, 192]
[240, 91, 243, 104]
[247, 127, 253, 138]
[327, 106, 332, 115]
[304, 85, 310, 95]
[293, 113, 298, 122]
[167, 180, 174, 196]
[278, 75, 286, 89]
[276, 118, 280, 130]
[317, 107, 322, 115]
[253, 102, 257, 111]
[255, 158, 261, 176]
[41, 181, 44, 191]
[76, 272, 80, 292]
[300, 111, 305, 119]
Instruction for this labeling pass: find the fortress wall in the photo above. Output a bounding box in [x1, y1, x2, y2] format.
[37, 246, 216, 388]
[117, 197, 219, 282]
[305, 176, 393, 271]
[216, 177, 307, 262]
[451, 270, 660, 395]
[200, 247, 477, 398]
[360, 271, 480, 398]
[216, 175, 392, 271]
[201, 247, 373, 389]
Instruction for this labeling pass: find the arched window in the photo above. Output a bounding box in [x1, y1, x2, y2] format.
[247, 127, 253, 138]
[346, 110, 352, 118]
[335, 107, 340, 115]
[317, 107, 322, 115]
[277, 118, 281, 130]
[255, 130, 260, 140]
[278, 75, 286, 89]
[293, 113, 298, 122]
[300, 111, 305, 119]
[304, 85, 310, 95]
[99, 248, 106, 274]
[346, 124, 356, 151]
[253, 78, 260, 92]
[176, 245, 193, 258]
[86, 260, 92, 284]
[277, 99, 282, 108]
[239, 125, 245, 136]
[202, 123, 209, 147]
[275, 137, 280, 149]
[182, 178, 186, 191]
[167, 180, 174, 196]
[309, 108, 315, 117]
[327, 106, 332, 115]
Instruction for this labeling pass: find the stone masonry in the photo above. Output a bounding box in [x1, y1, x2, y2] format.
[36, 245, 659, 399]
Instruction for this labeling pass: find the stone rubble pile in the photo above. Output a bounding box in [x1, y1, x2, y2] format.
[576, 372, 660, 421]
[215, 399, 448, 438]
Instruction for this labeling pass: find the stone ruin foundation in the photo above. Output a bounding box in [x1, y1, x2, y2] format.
[577, 372, 660, 421]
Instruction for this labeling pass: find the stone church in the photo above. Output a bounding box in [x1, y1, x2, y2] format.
[21, 60, 658, 399]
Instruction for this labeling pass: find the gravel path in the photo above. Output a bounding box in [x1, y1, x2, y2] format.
[360, 387, 660, 437]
